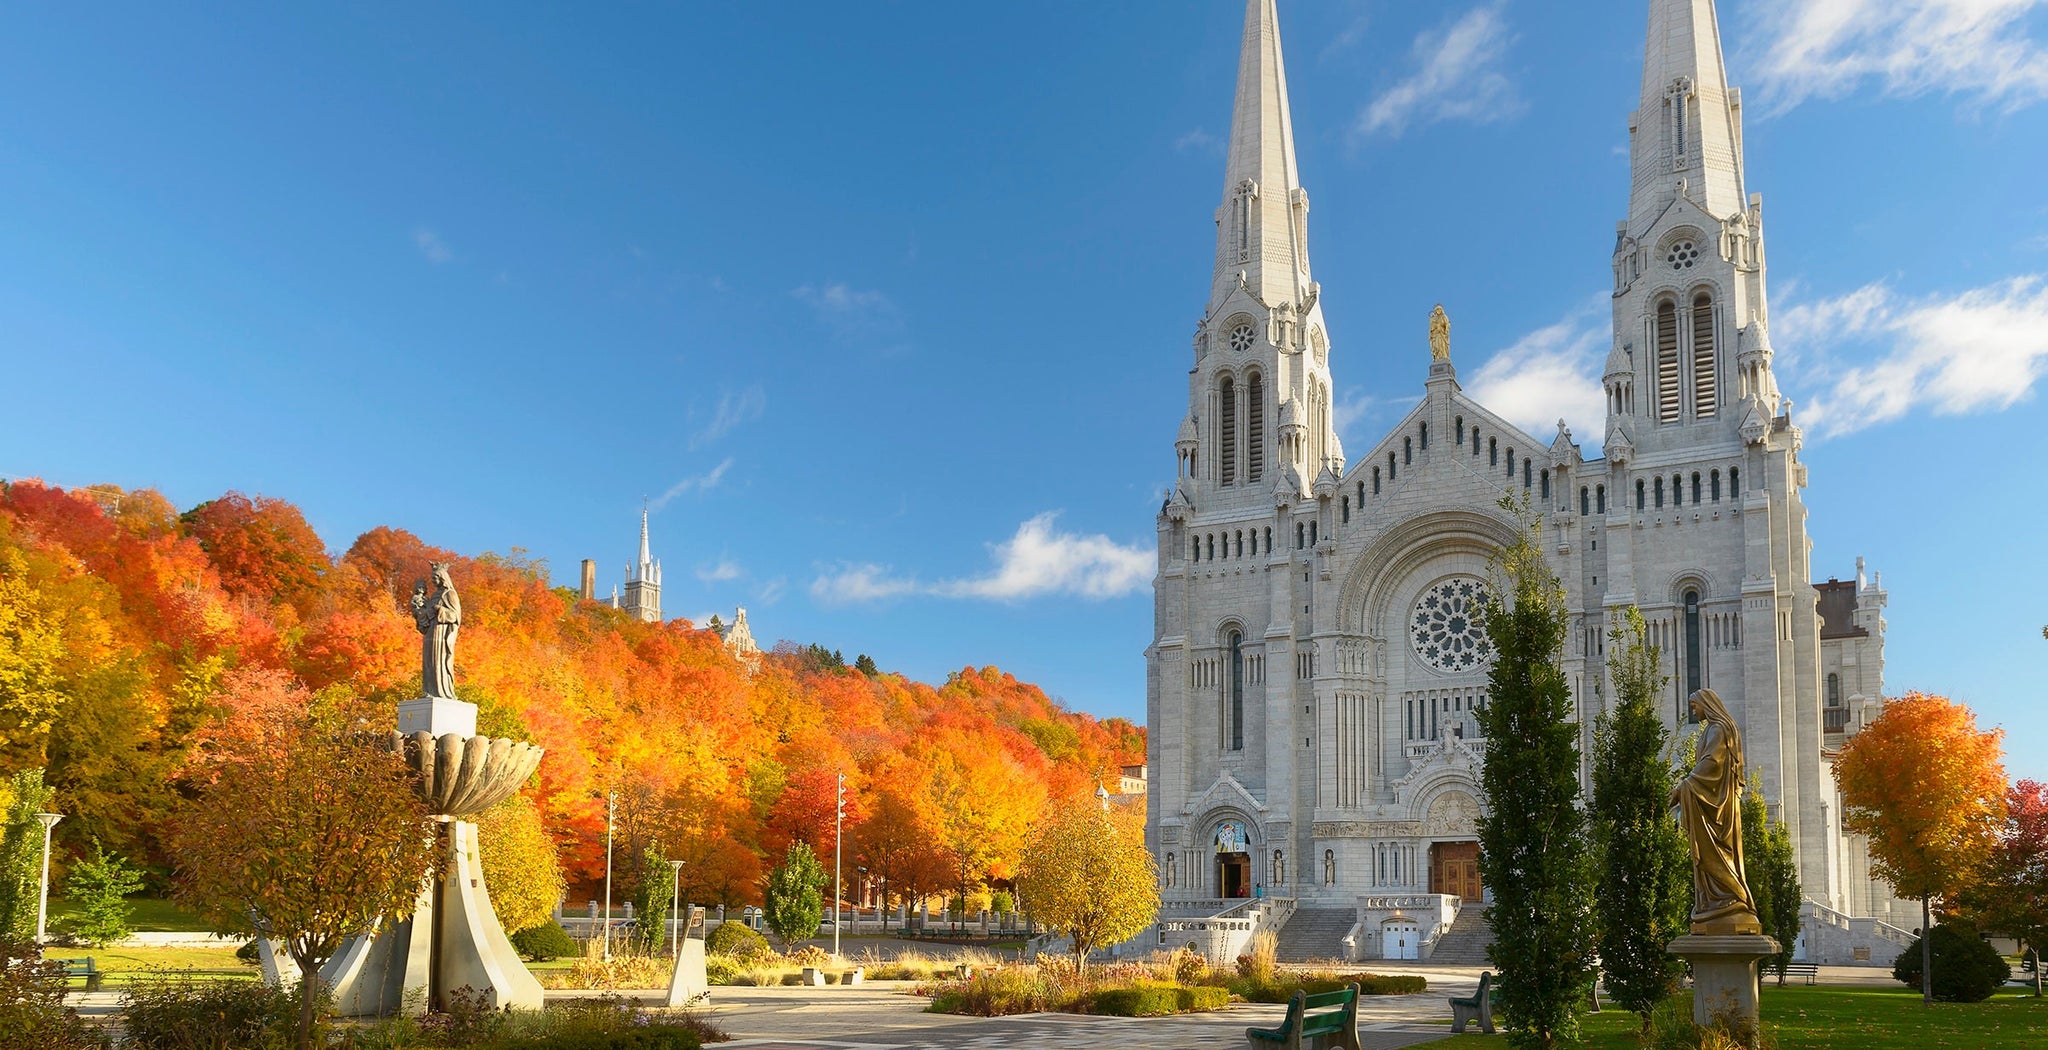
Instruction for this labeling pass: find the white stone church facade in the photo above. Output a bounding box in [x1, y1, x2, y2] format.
[1145, 0, 1902, 962]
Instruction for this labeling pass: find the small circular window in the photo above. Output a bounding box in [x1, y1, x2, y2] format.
[1229, 323, 1256, 353]
[1666, 241, 1700, 270]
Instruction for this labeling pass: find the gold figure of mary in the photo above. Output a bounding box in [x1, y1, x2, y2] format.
[1670, 689, 1763, 935]
[1429, 304, 1451, 362]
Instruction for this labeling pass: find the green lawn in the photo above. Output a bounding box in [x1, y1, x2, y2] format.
[48, 896, 211, 932]
[47, 945, 256, 987]
[1436, 985, 2048, 1049]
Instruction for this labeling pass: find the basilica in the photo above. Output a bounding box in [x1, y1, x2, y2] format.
[1146, 0, 1903, 963]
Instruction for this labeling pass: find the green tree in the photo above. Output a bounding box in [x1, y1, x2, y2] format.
[854, 654, 879, 677]
[0, 769, 57, 940]
[1740, 783, 1803, 983]
[1474, 497, 1597, 1050]
[1014, 797, 1158, 975]
[632, 845, 678, 954]
[54, 840, 144, 947]
[762, 841, 826, 950]
[1590, 607, 1690, 1028]
[169, 716, 439, 1050]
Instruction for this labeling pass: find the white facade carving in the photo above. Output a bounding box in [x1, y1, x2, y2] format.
[1145, 0, 1900, 957]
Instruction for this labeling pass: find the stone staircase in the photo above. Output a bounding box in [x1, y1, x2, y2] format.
[1427, 906, 1493, 965]
[1271, 906, 1358, 964]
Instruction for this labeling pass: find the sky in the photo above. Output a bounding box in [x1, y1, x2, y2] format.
[2, 2, 2045, 779]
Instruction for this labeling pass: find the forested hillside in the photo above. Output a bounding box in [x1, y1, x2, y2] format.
[0, 480, 1143, 906]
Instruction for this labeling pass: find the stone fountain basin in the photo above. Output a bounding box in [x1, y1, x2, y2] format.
[383, 731, 543, 817]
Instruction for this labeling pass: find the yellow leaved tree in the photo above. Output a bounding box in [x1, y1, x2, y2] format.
[474, 793, 567, 935]
[1015, 795, 1158, 975]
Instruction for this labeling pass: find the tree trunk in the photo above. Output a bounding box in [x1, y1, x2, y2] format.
[294, 955, 320, 1050]
[1921, 896, 1933, 1007]
[2032, 947, 2041, 998]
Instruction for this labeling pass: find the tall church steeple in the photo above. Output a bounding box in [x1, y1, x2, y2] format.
[1176, 0, 1339, 512]
[622, 506, 661, 623]
[1630, 0, 1745, 229]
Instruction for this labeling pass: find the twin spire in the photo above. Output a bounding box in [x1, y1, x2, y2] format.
[1215, 0, 1311, 309]
[1632, 0, 1746, 227]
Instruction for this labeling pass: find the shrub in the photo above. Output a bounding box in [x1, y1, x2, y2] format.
[234, 939, 262, 965]
[786, 944, 831, 968]
[703, 955, 744, 985]
[705, 921, 770, 959]
[511, 921, 580, 962]
[925, 967, 1057, 1016]
[989, 891, 1014, 916]
[0, 936, 102, 1050]
[543, 954, 674, 991]
[1893, 922, 2012, 1003]
[122, 975, 301, 1050]
[1086, 981, 1229, 1016]
[1235, 930, 1277, 983]
[1170, 945, 1209, 984]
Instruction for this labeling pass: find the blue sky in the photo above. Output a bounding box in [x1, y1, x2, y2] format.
[3, 2, 2045, 778]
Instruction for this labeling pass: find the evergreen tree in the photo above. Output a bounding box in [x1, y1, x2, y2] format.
[1741, 783, 1804, 983]
[854, 654, 879, 677]
[1590, 607, 1690, 1028]
[56, 839, 145, 946]
[763, 841, 826, 950]
[1474, 498, 1597, 1050]
[631, 845, 678, 955]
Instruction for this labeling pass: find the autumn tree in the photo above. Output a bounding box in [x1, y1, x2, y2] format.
[1590, 607, 1689, 1027]
[763, 842, 827, 950]
[474, 793, 567, 936]
[1740, 783, 1803, 984]
[1015, 796, 1157, 975]
[1835, 692, 2008, 1006]
[181, 492, 333, 622]
[1474, 499, 1597, 1050]
[1960, 779, 2048, 996]
[170, 716, 439, 1050]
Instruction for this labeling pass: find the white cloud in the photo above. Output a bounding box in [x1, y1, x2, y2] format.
[413, 229, 452, 264]
[756, 576, 788, 606]
[809, 512, 1152, 606]
[793, 282, 904, 343]
[650, 457, 734, 510]
[696, 556, 743, 583]
[1354, 3, 1522, 138]
[1746, 0, 2048, 113]
[1174, 127, 1222, 154]
[690, 386, 766, 450]
[1464, 297, 1610, 447]
[1780, 276, 2048, 438]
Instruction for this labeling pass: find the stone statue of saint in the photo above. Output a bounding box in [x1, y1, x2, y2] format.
[411, 563, 462, 699]
[1429, 304, 1451, 362]
[1670, 688, 1763, 935]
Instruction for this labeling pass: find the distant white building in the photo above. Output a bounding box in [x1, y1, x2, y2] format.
[579, 509, 663, 622]
[1147, 0, 1899, 962]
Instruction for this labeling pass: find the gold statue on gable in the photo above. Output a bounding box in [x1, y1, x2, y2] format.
[1429, 304, 1451, 362]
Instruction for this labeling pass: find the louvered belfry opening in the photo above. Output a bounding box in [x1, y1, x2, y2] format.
[1220, 376, 1238, 485]
[1247, 372, 1265, 482]
[1692, 292, 1717, 418]
[1656, 299, 1681, 423]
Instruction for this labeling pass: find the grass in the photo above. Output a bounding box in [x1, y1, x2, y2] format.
[47, 945, 256, 986]
[48, 896, 212, 932]
[1449, 985, 2048, 1049]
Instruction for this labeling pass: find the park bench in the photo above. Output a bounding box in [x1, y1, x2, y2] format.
[1245, 983, 1360, 1050]
[1776, 962, 1819, 985]
[1449, 970, 1498, 1034]
[52, 957, 103, 992]
[800, 965, 864, 986]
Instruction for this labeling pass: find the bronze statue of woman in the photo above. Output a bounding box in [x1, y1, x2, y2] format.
[411, 563, 461, 699]
[1670, 688, 1763, 935]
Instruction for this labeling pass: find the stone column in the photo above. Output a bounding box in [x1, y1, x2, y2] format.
[1671, 934, 1779, 1030]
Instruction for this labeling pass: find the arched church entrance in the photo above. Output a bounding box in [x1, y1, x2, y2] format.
[1214, 821, 1253, 898]
[1429, 841, 1482, 901]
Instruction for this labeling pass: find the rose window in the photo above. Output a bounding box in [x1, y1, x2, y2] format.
[1229, 323, 1256, 353]
[1410, 577, 1494, 673]
[1666, 240, 1700, 270]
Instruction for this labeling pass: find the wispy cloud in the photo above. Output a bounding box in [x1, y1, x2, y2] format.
[793, 281, 905, 344]
[756, 577, 788, 607]
[1318, 6, 1372, 62]
[696, 556, 743, 583]
[1746, 0, 2048, 114]
[1464, 297, 1609, 446]
[1354, 3, 1522, 138]
[1777, 276, 2048, 438]
[1174, 127, 1223, 155]
[810, 512, 1151, 606]
[1333, 388, 1407, 446]
[690, 386, 766, 450]
[413, 229, 453, 264]
[650, 457, 734, 510]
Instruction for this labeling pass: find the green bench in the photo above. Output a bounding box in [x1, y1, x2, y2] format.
[52, 956, 103, 992]
[1246, 983, 1360, 1050]
[1776, 962, 1819, 985]
[1449, 970, 1498, 1034]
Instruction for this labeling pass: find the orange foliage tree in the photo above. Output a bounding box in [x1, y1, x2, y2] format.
[1835, 691, 2008, 1005]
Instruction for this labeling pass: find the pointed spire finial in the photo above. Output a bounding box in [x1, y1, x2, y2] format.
[1215, 0, 1309, 305]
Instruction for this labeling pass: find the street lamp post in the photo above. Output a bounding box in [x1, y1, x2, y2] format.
[34, 812, 62, 945]
[601, 791, 617, 962]
[833, 773, 845, 959]
[668, 859, 684, 960]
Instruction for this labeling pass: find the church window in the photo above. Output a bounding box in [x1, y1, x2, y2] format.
[1597, 485, 1607, 514]
[1666, 240, 1699, 270]
[1581, 487, 1591, 517]
[1247, 373, 1266, 482]
[1827, 673, 1842, 708]
[1692, 293, 1718, 417]
[1489, 437, 1498, 466]
[1229, 322, 1256, 353]
[1373, 467, 1381, 495]
[1473, 429, 1481, 456]
[1357, 481, 1365, 506]
[1684, 591, 1703, 695]
[1672, 473, 1684, 507]
[1309, 521, 1318, 545]
[1691, 472, 1702, 504]
[1711, 469, 1722, 501]
[1219, 377, 1238, 485]
[1730, 468, 1740, 498]
[1541, 470, 1551, 501]
[1506, 450, 1514, 477]
[1234, 530, 1243, 558]
[1411, 577, 1494, 674]
[1207, 534, 1215, 560]
[1388, 451, 1397, 481]
[1229, 631, 1245, 751]
[1341, 497, 1350, 524]
[1455, 417, 1465, 444]
[1656, 300, 1681, 423]
[1636, 479, 1646, 510]
[1191, 539, 1200, 563]
[1420, 422, 1429, 450]
[1654, 477, 1665, 508]
[1524, 461, 1533, 489]
[1265, 527, 1273, 551]
[1297, 523, 1305, 550]
[1404, 437, 1412, 465]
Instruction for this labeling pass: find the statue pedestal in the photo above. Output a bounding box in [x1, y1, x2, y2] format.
[1671, 934, 1780, 1030]
[397, 696, 477, 737]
